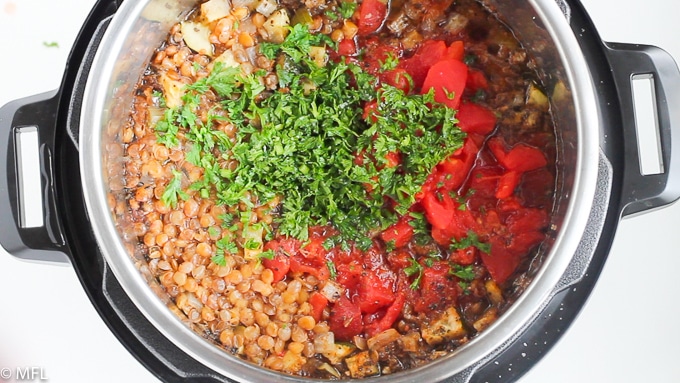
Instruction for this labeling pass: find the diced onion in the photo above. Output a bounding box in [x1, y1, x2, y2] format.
[313, 332, 336, 354]
[232, 0, 257, 9]
[317, 363, 341, 379]
[319, 280, 344, 302]
[201, 0, 232, 22]
[367, 328, 400, 351]
[255, 0, 278, 17]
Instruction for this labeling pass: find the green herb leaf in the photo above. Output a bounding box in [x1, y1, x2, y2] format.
[338, 1, 358, 19]
[326, 260, 338, 279]
[161, 169, 189, 208]
[450, 231, 491, 254]
[450, 264, 475, 281]
[404, 258, 424, 290]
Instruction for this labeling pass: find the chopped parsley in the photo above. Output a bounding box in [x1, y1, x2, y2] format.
[450, 264, 475, 294]
[450, 231, 491, 254]
[404, 258, 424, 290]
[338, 1, 358, 19]
[326, 260, 338, 279]
[154, 24, 465, 250]
[450, 264, 475, 280]
[161, 169, 189, 208]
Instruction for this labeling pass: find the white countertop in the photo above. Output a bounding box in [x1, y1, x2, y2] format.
[0, 0, 678, 382]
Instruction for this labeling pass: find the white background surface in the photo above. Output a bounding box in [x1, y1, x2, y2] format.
[0, 0, 679, 382]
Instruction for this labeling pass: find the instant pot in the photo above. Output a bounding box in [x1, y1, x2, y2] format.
[1, 0, 679, 382]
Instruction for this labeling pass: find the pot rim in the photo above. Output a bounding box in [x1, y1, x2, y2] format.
[79, 0, 602, 381]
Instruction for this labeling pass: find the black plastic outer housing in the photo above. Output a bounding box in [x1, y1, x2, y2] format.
[0, 1, 642, 382]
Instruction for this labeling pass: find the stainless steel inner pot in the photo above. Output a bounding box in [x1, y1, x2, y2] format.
[80, 0, 604, 382]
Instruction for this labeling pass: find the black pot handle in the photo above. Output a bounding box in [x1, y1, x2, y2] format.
[0, 92, 70, 263]
[604, 42, 680, 217]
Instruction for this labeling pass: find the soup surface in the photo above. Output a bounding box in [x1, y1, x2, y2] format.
[120, 0, 556, 378]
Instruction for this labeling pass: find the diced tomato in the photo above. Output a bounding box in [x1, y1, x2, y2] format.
[262, 238, 301, 282]
[430, 206, 475, 246]
[363, 100, 379, 123]
[357, 271, 395, 314]
[450, 246, 478, 265]
[364, 291, 406, 337]
[421, 191, 456, 230]
[381, 215, 414, 248]
[386, 250, 413, 269]
[508, 231, 545, 256]
[362, 44, 402, 75]
[480, 207, 548, 284]
[466, 68, 489, 91]
[519, 167, 555, 207]
[262, 254, 290, 283]
[465, 166, 502, 210]
[445, 41, 465, 61]
[496, 170, 520, 199]
[336, 261, 362, 293]
[264, 237, 301, 256]
[496, 196, 523, 213]
[490, 138, 547, 173]
[487, 137, 507, 164]
[506, 208, 549, 234]
[381, 68, 412, 93]
[337, 38, 357, 56]
[384, 151, 401, 168]
[421, 59, 468, 110]
[302, 235, 324, 255]
[309, 292, 329, 322]
[480, 236, 522, 285]
[289, 255, 331, 280]
[357, 0, 388, 36]
[329, 296, 363, 341]
[502, 144, 548, 172]
[398, 40, 448, 89]
[435, 136, 478, 191]
[431, 226, 452, 246]
[414, 261, 458, 313]
[457, 102, 497, 135]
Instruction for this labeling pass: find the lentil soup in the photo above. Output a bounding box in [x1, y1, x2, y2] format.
[119, 0, 557, 378]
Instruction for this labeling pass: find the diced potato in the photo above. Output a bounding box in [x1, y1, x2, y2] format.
[141, 1, 182, 23]
[201, 0, 232, 22]
[263, 9, 290, 43]
[181, 21, 213, 56]
[552, 80, 570, 103]
[472, 307, 498, 332]
[322, 342, 356, 365]
[485, 279, 503, 305]
[344, 350, 380, 378]
[214, 49, 241, 68]
[399, 331, 421, 352]
[527, 83, 549, 109]
[255, 0, 278, 17]
[421, 306, 467, 346]
[309, 46, 328, 68]
[159, 73, 185, 109]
